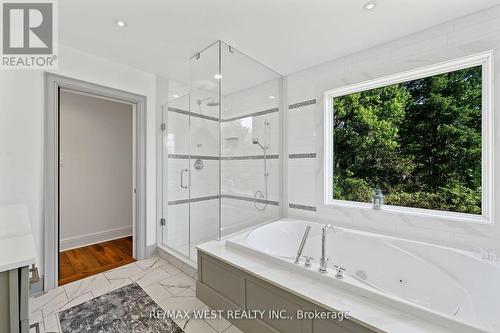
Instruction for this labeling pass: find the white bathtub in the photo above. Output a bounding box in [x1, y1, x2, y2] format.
[225, 218, 500, 333]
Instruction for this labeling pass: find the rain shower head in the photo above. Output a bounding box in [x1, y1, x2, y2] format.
[197, 97, 219, 107]
[206, 100, 220, 107]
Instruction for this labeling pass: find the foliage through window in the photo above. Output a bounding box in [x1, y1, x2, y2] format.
[332, 65, 482, 215]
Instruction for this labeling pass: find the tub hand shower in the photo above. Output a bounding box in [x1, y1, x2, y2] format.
[294, 225, 312, 264]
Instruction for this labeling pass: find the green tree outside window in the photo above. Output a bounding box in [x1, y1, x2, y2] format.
[332, 65, 482, 214]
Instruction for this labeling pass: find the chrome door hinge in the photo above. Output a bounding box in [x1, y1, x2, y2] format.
[160, 123, 166, 131]
[160, 218, 166, 226]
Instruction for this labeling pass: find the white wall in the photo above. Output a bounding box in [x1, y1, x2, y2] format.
[59, 91, 133, 251]
[0, 45, 157, 275]
[286, 5, 500, 252]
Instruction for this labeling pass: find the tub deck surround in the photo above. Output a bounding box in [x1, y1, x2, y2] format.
[197, 218, 498, 333]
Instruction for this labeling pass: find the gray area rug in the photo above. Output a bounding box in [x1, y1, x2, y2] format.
[58, 283, 184, 333]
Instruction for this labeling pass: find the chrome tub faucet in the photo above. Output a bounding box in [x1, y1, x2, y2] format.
[319, 224, 334, 273]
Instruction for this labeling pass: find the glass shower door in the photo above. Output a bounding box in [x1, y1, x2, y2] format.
[161, 40, 281, 264]
[186, 41, 221, 262]
[161, 95, 190, 257]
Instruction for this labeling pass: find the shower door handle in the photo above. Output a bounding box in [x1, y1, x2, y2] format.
[180, 168, 189, 189]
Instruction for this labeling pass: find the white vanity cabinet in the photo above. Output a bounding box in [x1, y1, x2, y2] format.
[0, 205, 37, 333]
[0, 266, 31, 332]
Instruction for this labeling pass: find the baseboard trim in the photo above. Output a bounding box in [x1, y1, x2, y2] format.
[60, 226, 133, 251]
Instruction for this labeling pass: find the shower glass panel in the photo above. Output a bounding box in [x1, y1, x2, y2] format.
[160, 41, 281, 263]
[220, 42, 282, 237]
[162, 94, 191, 258]
[188, 42, 221, 260]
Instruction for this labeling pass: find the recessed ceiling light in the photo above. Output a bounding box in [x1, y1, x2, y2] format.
[214, 74, 223, 80]
[269, 96, 275, 99]
[172, 94, 180, 98]
[115, 20, 127, 27]
[363, 1, 376, 10]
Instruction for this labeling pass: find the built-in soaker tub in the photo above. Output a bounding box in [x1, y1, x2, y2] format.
[225, 218, 500, 333]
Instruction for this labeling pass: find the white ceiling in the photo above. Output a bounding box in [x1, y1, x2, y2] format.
[60, 0, 500, 83]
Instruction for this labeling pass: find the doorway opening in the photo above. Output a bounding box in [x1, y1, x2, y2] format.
[57, 90, 135, 286]
[44, 74, 147, 291]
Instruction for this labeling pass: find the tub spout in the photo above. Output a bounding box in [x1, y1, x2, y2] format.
[319, 224, 334, 273]
[294, 226, 312, 264]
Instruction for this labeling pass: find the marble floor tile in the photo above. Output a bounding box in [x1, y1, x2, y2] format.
[29, 309, 43, 325]
[29, 256, 207, 333]
[40, 293, 71, 319]
[143, 282, 174, 304]
[91, 277, 132, 298]
[183, 318, 219, 333]
[176, 287, 196, 297]
[29, 287, 68, 315]
[159, 273, 196, 295]
[44, 313, 61, 333]
[135, 256, 171, 272]
[160, 262, 184, 276]
[58, 292, 93, 313]
[222, 325, 245, 333]
[204, 315, 232, 332]
[159, 295, 206, 313]
[63, 273, 109, 299]
[103, 262, 143, 281]
[170, 315, 188, 330]
[134, 267, 171, 288]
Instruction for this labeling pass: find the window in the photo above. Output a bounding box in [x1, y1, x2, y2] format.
[324, 52, 493, 223]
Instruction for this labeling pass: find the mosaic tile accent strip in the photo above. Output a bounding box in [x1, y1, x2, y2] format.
[169, 194, 279, 206]
[289, 203, 317, 212]
[168, 106, 279, 122]
[168, 154, 279, 161]
[288, 99, 317, 110]
[221, 194, 279, 206]
[58, 283, 184, 333]
[168, 107, 219, 122]
[190, 155, 220, 161]
[289, 153, 316, 159]
[168, 195, 220, 206]
[221, 107, 279, 122]
[168, 154, 219, 160]
[221, 154, 279, 160]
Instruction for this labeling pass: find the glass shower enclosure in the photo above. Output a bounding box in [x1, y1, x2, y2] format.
[160, 41, 282, 263]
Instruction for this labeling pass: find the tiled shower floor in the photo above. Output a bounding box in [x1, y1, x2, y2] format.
[29, 256, 244, 333]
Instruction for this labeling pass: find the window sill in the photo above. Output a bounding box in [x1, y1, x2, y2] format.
[324, 199, 492, 225]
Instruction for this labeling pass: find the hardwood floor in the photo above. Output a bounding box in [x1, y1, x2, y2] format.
[58, 236, 135, 286]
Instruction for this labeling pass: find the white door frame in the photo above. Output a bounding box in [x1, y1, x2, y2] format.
[44, 73, 148, 291]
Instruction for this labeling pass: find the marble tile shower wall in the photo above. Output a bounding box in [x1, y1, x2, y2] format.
[285, 5, 500, 253]
[221, 79, 281, 235]
[165, 78, 281, 251]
